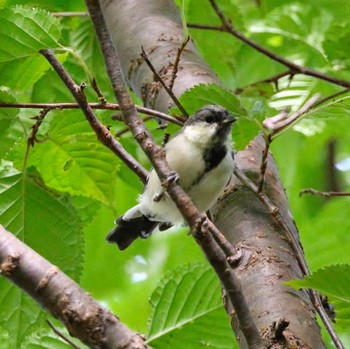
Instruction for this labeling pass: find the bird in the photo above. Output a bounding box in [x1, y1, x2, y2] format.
[106, 105, 236, 250]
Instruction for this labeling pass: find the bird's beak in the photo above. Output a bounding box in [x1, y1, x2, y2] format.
[223, 116, 237, 125]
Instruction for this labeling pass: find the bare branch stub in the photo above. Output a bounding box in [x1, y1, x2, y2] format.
[257, 133, 272, 193]
[168, 36, 191, 92]
[300, 188, 350, 197]
[28, 107, 53, 147]
[91, 77, 107, 104]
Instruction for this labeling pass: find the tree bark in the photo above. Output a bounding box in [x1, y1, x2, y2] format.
[99, 0, 326, 347]
[0, 226, 151, 349]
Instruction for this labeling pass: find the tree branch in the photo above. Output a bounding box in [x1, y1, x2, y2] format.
[189, 1, 350, 89]
[0, 226, 152, 349]
[39, 50, 148, 183]
[0, 102, 184, 126]
[85, 1, 263, 347]
[140, 47, 189, 117]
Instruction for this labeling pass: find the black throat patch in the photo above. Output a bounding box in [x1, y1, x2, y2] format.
[203, 142, 227, 172]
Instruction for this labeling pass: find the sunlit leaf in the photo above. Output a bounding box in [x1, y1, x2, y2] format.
[0, 6, 62, 88]
[29, 110, 120, 206]
[286, 264, 350, 327]
[147, 263, 237, 349]
[0, 165, 84, 348]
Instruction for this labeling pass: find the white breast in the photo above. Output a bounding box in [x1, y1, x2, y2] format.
[138, 125, 234, 225]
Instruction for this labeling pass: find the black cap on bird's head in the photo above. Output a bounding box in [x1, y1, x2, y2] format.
[185, 105, 237, 127]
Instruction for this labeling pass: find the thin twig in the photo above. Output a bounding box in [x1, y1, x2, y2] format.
[235, 70, 293, 94]
[263, 94, 320, 135]
[257, 133, 271, 193]
[47, 320, 82, 349]
[115, 116, 153, 137]
[314, 88, 350, 108]
[91, 77, 107, 103]
[141, 47, 189, 117]
[190, 1, 350, 89]
[40, 49, 148, 183]
[168, 36, 191, 92]
[52, 12, 89, 17]
[28, 107, 52, 147]
[300, 188, 350, 197]
[0, 102, 185, 126]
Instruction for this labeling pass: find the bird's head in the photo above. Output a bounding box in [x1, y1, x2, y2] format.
[183, 105, 236, 145]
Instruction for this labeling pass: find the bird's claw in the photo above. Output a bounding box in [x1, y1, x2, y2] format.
[153, 171, 180, 202]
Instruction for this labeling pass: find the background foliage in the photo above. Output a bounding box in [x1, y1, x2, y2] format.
[0, 0, 349, 348]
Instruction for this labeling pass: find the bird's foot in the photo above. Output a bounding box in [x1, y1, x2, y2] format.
[153, 171, 180, 202]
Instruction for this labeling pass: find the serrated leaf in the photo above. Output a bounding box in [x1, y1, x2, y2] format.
[173, 83, 245, 116]
[286, 264, 350, 301]
[286, 264, 350, 327]
[250, 4, 332, 57]
[173, 84, 259, 150]
[29, 110, 120, 206]
[0, 165, 84, 347]
[0, 6, 61, 89]
[0, 282, 45, 349]
[0, 6, 61, 63]
[187, 0, 244, 86]
[147, 263, 236, 349]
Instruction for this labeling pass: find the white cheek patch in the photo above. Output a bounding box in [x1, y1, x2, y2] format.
[183, 123, 216, 147]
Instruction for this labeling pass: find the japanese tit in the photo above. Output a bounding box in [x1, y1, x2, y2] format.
[107, 105, 236, 250]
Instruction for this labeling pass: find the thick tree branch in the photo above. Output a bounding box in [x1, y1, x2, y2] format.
[85, 1, 263, 347]
[0, 226, 151, 349]
[92, 0, 333, 347]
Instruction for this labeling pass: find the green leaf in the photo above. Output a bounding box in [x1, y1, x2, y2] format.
[323, 22, 350, 65]
[0, 90, 20, 159]
[186, 0, 244, 86]
[0, 282, 45, 349]
[147, 263, 236, 349]
[286, 264, 350, 328]
[173, 83, 260, 150]
[29, 110, 120, 206]
[0, 6, 61, 88]
[250, 3, 332, 59]
[173, 83, 245, 116]
[0, 165, 84, 278]
[0, 165, 84, 347]
[0, 6, 61, 62]
[21, 326, 88, 349]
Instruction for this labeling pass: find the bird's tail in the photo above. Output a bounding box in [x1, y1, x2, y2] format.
[106, 215, 159, 250]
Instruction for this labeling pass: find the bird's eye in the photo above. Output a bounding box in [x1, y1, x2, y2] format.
[205, 115, 214, 123]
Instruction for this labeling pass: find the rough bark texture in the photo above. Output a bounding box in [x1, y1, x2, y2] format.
[101, 0, 219, 112]
[213, 136, 324, 348]
[100, 0, 326, 347]
[0, 226, 150, 349]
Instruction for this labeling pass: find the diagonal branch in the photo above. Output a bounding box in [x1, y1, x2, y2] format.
[0, 226, 152, 349]
[189, 0, 350, 89]
[141, 47, 189, 117]
[39, 50, 148, 183]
